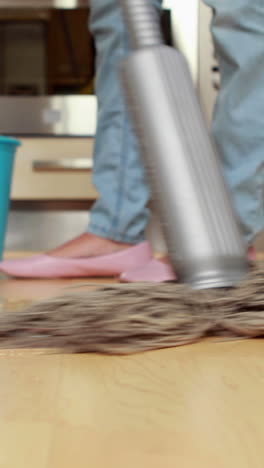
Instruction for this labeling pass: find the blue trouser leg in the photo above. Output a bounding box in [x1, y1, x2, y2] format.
[204, 0, 264, 243]
[88, 0, 163, 243]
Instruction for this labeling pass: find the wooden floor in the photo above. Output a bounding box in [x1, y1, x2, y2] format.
[0, 253, 264, 468]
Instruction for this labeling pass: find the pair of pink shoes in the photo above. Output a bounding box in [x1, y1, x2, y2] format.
[0, 241, 176, 283]
[0, 242, 256, 283]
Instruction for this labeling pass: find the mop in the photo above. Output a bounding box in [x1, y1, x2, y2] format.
[0, 0, 263, 354]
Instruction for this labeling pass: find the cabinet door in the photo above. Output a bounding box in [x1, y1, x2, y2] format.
[11, 137, 98, 200]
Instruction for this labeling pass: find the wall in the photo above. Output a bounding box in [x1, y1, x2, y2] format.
[163, 0, 199, 82]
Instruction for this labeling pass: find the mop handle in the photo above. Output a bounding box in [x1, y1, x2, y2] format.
[118, 0, 249, 289]
[120, 0, 164, 49]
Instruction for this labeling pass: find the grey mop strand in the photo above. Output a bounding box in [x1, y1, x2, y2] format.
[0, 263, 263, 355]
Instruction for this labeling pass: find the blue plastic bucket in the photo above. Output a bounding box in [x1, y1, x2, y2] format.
[0, 136, 21, 260]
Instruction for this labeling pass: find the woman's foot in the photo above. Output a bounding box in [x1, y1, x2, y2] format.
[121, 247, 257, 283]
[120, 257, 176, 283]
[0, 232, 153, 278]
[248, 246, 257, 262]
[0, 239, 153, 278]
[49, 233, 132, 258]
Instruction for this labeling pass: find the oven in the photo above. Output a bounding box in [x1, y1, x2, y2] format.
[0, 0, 97, 137]
[0, 0, 172, 137]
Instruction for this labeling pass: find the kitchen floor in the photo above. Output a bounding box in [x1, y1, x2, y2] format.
[0, 252, 264, 468]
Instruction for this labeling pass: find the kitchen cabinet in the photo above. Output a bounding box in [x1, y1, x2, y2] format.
[11, 137, 98, 200]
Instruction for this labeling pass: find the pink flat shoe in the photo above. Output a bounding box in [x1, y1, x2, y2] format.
[248, 246, 256, 262]
[120, 247, 256, 284]
[120, 258, 177, 283]
[0, 242, 152, 279]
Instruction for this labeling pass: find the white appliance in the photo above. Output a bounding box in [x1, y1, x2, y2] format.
[198, 2, 220, 125]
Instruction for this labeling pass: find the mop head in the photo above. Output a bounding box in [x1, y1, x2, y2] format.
[0, 263, 263, 355]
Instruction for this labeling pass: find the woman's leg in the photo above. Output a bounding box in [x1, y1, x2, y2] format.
[204, 0, 264, 244]
[88, 0, 163, 244]
[51, 0, 163, 258]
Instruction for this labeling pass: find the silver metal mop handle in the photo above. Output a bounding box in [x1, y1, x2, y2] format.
[120, 0, 164, 49]
[119, 0, 249, 289]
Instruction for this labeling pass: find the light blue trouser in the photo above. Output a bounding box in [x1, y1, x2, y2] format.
[89, 0, 264, 244]
[88, 0, 162, 243]
[204, 0, 264, 243]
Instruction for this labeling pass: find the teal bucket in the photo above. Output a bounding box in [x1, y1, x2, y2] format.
[0, 136, 21, 260]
